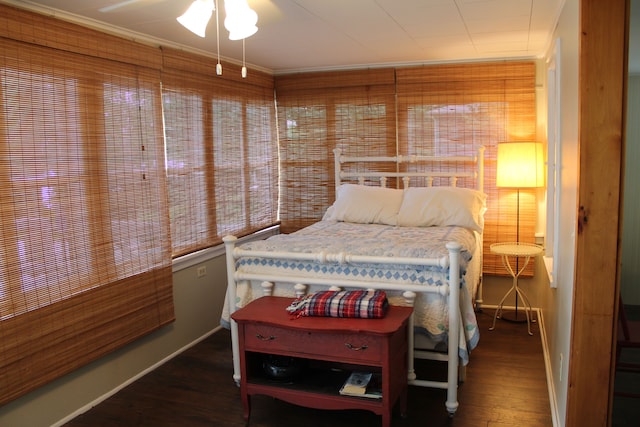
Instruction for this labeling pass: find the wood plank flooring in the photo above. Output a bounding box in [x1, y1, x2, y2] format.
[64, 309, 552, 427]
[612, 305, 640, 427]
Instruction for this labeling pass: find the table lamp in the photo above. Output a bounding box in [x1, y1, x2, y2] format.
[495, 141, 544, 320]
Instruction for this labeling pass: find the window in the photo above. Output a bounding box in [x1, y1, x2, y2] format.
[163, 90, 212, 255]
[545, 38, 562, 287]
[275, 69, 397, 232]
[2, 69, 92, 312]
[276, 62, 538, 275]
[397, 62, 537, 275]
[0, 9, 173, 405]
[162, 48, 278, 257]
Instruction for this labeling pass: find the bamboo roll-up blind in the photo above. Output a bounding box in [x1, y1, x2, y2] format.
[396, 61, 537, 275]
[0, 4, 162, 70]
[275, 61, 537, 276]
[162, 49, 278, 256]
[275, 69, 397, 232]
[0, 5, 173, 405]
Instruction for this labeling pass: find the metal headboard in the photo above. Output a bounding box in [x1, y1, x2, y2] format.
[333, 146, 485, 193]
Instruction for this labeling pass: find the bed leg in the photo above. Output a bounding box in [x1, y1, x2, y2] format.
[475, 275, 484, 312]
[445, 242, 461, 416]
[402, 291, 417, 382]
[223, 235, 242, 387]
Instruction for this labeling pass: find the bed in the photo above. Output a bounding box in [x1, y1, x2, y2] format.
[222, 146, 486, 416]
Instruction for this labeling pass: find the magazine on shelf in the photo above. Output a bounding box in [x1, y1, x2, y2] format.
[339, 372, 382, 399]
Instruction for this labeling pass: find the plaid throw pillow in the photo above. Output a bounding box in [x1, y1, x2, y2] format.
[286, 289, 389, 319]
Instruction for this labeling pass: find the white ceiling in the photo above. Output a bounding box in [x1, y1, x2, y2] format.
[5, 0, 564, 74]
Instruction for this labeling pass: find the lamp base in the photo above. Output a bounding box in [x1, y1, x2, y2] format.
[499, 310, 536, 324]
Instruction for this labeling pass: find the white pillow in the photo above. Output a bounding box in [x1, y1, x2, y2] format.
[324, 184, 403, 225]
[396, 187, 487, 232]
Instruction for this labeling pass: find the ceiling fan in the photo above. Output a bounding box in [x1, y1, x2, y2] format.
[98, 0, 171, 13]
[98, 0, 259, 78]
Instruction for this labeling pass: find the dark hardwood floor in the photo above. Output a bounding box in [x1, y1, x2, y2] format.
[612, 305, 640, 427]
[65, 310, 552, 427]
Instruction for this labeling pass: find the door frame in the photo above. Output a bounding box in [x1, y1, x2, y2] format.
[566, 0, 628, 425]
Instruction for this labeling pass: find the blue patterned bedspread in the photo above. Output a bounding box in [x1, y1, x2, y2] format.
[225, 220, 480, 364]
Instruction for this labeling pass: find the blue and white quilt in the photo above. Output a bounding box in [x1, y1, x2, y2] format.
[224, 220, 481, 364]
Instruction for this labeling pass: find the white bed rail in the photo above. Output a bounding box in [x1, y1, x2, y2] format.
[223, 235, 462, 416]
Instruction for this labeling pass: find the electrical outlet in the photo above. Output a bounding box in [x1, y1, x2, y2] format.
[197, 265, 207, 278]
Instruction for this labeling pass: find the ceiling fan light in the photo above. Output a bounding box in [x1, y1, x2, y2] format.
[177, 0, 215, 38]
[224, 0, 258, 40]
[228, 24, 258, 40]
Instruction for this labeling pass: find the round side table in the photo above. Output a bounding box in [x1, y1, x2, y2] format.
[489, 242, 543, 336]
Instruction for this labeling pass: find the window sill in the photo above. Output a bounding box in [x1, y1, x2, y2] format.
[172, 225, 280, 273]
[543, 256, 555, 287]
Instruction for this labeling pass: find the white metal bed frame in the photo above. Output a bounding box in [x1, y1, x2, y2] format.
[224, 146, 485, 416]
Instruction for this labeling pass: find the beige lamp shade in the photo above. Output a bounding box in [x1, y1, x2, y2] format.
[496, 142, 544, 188]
